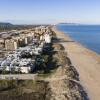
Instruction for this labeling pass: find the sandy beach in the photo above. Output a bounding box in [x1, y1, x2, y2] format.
[52, 27, 100, 100]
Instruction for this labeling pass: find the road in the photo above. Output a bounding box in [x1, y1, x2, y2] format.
[0, 74, 37, 80]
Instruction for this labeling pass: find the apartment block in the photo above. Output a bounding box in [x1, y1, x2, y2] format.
[5, 39, 18, 50]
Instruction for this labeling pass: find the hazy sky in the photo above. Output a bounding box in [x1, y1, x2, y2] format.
[0, 0, 100, 24]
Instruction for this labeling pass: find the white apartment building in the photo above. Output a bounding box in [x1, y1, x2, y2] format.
[44, 34, 51, 43]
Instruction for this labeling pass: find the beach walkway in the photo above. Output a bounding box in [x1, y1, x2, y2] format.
[0, 74, 37, 80]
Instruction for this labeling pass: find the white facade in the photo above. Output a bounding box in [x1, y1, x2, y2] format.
[44, 34, 51, 43]
[25, 37, 28, 45]
[20, 66, 31, 73]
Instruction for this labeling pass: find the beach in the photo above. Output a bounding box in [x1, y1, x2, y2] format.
[52, 27, 100, 100]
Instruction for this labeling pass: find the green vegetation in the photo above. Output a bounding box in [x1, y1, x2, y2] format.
[0, 80, 18, 91]
[0, 80, 49, 100]
[0, 80, 36, 96]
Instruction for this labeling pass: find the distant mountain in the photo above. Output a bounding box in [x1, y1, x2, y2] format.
[0, 22, 14, 31]
[59, 23, 80, 25]
[0, 22, 13, 27]
[0, 22, 41, 31]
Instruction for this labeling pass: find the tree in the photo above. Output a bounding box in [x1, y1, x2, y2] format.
[11, 67, 16, 74]
[2, 66, 7, 74]
[17, 67, 21, 74]
[35, 55, 49, 73]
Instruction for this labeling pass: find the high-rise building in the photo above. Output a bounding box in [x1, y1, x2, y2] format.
[5, 39, 18, 50]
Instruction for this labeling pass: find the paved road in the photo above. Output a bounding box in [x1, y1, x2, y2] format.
[0, 74, 37, 80]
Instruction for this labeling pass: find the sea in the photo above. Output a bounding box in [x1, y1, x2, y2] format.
[56, 24, 100, 54]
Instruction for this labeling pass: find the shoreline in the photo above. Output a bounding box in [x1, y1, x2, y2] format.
[54, 26, 100, 56]
[52, 26, 100, 100]
[53, 26, 100, 61]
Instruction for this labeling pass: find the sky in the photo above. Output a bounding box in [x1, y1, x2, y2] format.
[0, 0, 100, 24]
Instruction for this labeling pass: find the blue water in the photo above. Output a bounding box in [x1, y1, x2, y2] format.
[56, 24, 100, 54]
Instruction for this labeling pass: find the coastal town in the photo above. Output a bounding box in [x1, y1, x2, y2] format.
[0, 25, 90, 100]
[0, 0, 100, 100]
[0, 23, 100, 100]
[0, 26, 52, 74]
